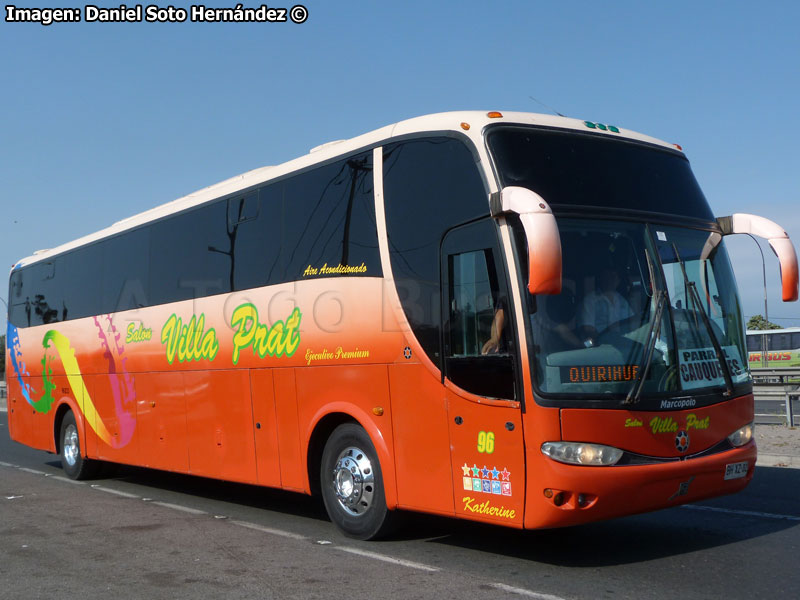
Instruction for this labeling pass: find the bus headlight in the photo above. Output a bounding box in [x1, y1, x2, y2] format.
[541, 442, 623, 466]
[727, 422, 754, 447]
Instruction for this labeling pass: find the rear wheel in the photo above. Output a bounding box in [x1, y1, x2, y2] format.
[320, 423, 394, 540]
[60, 411, 97, 480]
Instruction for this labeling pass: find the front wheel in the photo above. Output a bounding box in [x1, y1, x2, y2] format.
[320, 423, 394, 540]
[60, 411, 97, 480]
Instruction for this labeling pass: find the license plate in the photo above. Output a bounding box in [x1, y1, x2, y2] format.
[724, 461, 749, 480]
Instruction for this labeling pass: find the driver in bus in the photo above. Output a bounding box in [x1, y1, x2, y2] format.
[578, 266, 633, 346]
[482, 296, 509, 355]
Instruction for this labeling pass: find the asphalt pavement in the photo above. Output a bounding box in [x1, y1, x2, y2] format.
[2, 411, 799, 600]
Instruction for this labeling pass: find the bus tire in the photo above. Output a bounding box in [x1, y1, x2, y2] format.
[59, 411, 97, 480]
[320, 423, 394, 540]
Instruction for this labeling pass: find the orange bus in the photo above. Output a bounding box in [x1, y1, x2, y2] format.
[6, 111, 799, 539]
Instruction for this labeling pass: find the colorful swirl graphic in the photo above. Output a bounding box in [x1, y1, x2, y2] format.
[8, 317, 136, 449]
[41, 329, 113, 446]
[7, 322, 35, 406]
[93, 315, 136, 447]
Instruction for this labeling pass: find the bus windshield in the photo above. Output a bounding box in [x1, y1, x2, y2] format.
[486, 125, 714, 220]
[510, 217, 750, 402]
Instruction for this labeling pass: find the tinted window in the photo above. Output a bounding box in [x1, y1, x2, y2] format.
[383, 137, 489, 367]
[8, 269, 28, 327]
[230, 185, 283, 291]
[9, 151, 383, 327]
[448, 249, 497, 357]
[773, 333, 791, 351]
[26, 260, 59, 326]
[746, 335, 762, 352]
[103, 227, 150, 313]
[8, 260, 69, 327]
[281, 152, 381, 282]
[488, 126, 715, 221]
[443, 218, 515, 399]
[149, 201, 232, 305]
[57, 246, 102, 321]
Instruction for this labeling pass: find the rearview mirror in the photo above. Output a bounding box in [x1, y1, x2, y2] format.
[491, 186, 562, 295]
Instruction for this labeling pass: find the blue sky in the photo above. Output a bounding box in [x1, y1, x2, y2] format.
[2, 0, 799, 332]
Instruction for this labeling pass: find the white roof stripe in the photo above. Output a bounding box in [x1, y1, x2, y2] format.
[13, 111, 677, 269]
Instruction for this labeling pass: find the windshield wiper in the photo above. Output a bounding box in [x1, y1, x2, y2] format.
[624, 288, 667, 405]
[624, 247, 666, 405]
[672, 243, 735, 395]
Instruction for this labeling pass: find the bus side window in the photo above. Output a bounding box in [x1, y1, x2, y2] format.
[442, 219, 516, 400]
[383, 137, 490, 369]
[448, 249, 498, 357]
[774, 333, 790, 351]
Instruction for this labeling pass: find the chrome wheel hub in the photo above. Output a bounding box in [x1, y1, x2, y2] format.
[331, 446, 375, 516]
[64, 424, 79, 467]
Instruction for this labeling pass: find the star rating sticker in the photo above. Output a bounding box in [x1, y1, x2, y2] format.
[481, 465, 490, 479]
[461, 463, 471, 476]
[472, 464, 480, 477]
[491, 466, 500, 480]
[501, 468, 511, 481]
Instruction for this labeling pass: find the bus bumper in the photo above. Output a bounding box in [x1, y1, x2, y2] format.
[523, 441, 757, 529]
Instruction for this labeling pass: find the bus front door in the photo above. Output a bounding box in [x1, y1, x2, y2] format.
[441, 218, 525, 527]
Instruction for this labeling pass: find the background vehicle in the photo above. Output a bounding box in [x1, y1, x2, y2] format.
[747, 327, 800, 368]
[6, 111, 798, 539]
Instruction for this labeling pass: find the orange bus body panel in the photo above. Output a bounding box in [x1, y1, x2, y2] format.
[521, 394, 756, 529]
[523, 442, 755, 529]
[184, 369, 258, 484]
[250, 369, 282, 488]
[446, 387, 525, 527]
[273, 368, 304, 492]
[389, 363, 455, 516]
[560, 395, 753, 457]
[135, 372, 189, 473]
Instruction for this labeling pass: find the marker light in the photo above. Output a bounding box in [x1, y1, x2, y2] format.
[541, 441, 623, 466]
[727, 422, 754, 447]
[487, 111, 503, 118]
[460, 122, 470, 130]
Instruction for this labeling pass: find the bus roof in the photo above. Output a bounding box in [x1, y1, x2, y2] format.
[12, 110, 679, 271]
[746, 327, 800, 334]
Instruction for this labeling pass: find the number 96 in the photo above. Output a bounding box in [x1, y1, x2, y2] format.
[477, 431, 495, 454]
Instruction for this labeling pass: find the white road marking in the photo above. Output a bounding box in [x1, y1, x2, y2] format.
[90, 485, 140, 499]
[0, 461, 17, 468]
[334, 546, 440, 572]
[151, 501, 207, 515]
[17, 467, 47, 476]
[489, 582, 568, 600]
[682, 504, 800, 521]
[230, 520, 308, 540]
[50, 476, 85, 485]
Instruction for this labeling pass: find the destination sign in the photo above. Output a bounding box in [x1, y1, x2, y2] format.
[560, 365, 641, 384]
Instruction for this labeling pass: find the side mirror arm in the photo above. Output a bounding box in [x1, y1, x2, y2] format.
[718, 213, 798, 302]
